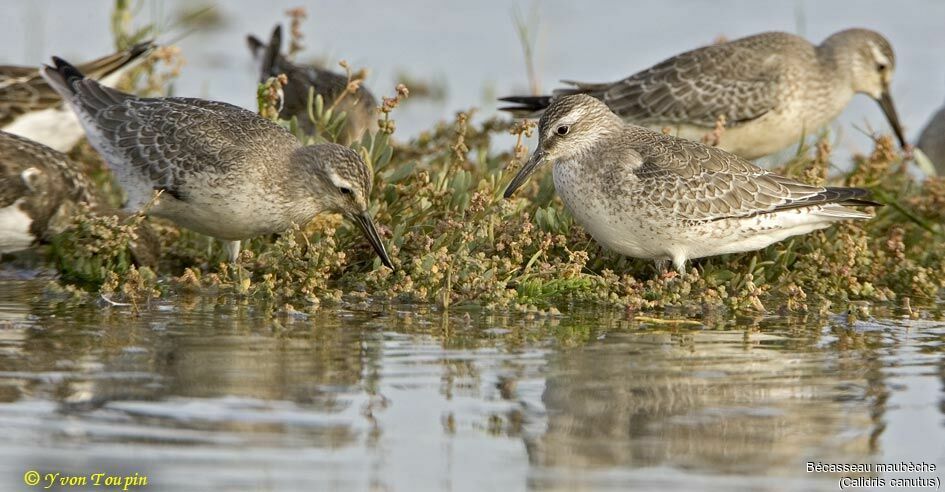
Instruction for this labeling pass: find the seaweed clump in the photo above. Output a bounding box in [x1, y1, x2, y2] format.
[52, 94, 945, 315]
[30, 7, 945, 317]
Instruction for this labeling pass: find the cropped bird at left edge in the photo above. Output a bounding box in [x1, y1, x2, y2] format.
[1, 42, 154, 152]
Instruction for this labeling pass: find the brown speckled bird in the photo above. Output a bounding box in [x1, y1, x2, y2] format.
[0, 131, 96, 254]
[504, 95, 880, 273]
[1, 41, 154, 152]
[247, 25, 378, 144]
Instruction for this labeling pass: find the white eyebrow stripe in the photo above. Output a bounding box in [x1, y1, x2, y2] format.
[327, 170, 355, 191]
[868, 44, 890, 64]
[546, 109, 583, 138]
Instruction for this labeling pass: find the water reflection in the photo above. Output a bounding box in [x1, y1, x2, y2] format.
[528, 321, 877, 486]
[0, 279, 942, 491]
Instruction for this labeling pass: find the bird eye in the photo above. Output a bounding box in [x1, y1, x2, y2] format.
[339, 187, 353, 195]
[556, 124, 570, 136]
[876, 63, 888, 72]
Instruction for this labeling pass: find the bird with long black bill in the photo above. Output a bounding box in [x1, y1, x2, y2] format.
[501, 29, 908, 160]
[504, 95, 881, 274]
[41, 56, 394, 269]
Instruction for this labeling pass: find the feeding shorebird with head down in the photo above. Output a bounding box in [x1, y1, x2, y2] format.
[504, 95, 881, 274]
[501, 29, 907, 160]
[40, 55, 393, 269]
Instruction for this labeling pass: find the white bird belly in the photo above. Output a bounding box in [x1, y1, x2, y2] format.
[652, 93, 852, 160]
[553, 164, 668, 260]
[152, 200, 291, 240]
[149, 177, 315, 241]
[0, 199, 36, 254]
[680, 210, 837, 260]
[660, 112, 811, 160]
[3, 107, 86, 153]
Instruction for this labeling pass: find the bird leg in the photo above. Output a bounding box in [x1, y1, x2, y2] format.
[224, 240, 249, 290]
[225, 240, 241, 263]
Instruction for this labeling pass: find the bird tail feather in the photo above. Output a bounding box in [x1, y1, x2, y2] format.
[498, 80, 609, 118]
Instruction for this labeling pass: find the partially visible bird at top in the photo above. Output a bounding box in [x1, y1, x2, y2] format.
[500, 29, 907, 160]
[1, 41, 155, 152]
[247, 25, 378, 144]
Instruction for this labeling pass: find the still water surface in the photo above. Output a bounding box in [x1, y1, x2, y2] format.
[0, 280, 942, 491]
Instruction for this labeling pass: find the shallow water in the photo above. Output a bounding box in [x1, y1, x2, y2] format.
[2, 3, 945, 488]
[0, 279, 943, 491]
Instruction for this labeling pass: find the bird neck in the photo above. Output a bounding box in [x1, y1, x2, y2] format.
[278, 156, 333, 216]
[816, 33, 861, 86]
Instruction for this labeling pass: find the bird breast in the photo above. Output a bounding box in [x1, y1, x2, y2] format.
[552, 160, 665, 260]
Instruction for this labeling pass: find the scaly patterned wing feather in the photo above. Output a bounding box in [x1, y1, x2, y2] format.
[74, 88, 293, 199]
[578, 41, 782, 128]
[630, 130, 867, 221]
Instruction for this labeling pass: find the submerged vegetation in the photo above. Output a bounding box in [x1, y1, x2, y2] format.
[20, 6, 945, 317]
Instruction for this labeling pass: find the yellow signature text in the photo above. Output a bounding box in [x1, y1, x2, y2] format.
[23, 470, 148, 490]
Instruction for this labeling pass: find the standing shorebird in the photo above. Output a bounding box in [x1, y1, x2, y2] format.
[40, 56, 393, 268]
[0, 131, 96, 254]
[504, 95, 879, 273]
[247, 25, 378, 144]
[1, 41, 154, 152]
[917, 98, 945, 175]
[500, 29, 906, 160]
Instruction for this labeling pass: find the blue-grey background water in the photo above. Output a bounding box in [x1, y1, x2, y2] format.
[1, 1, 944, 491]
